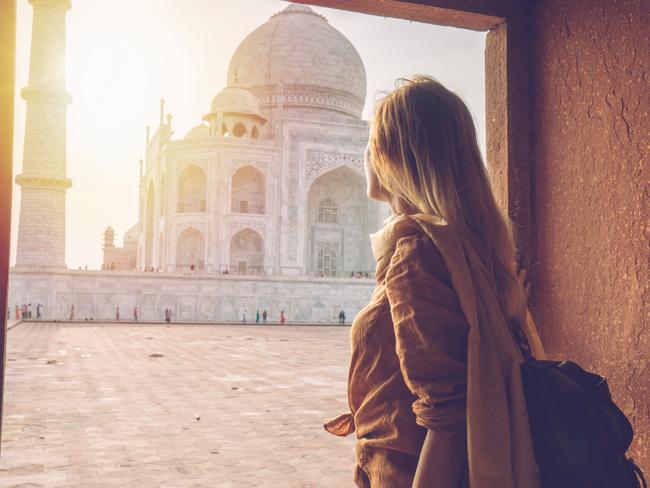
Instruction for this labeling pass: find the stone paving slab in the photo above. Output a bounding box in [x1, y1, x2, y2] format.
[1, 323, 356, 487]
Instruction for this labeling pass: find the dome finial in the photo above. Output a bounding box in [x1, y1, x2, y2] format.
[272, 3, 326, 21]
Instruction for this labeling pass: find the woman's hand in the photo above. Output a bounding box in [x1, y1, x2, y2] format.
[517, 268, 532, 300]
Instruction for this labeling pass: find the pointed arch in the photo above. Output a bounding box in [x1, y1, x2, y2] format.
[307, 165, 368, 275]
[231, 165, 265, 214]
[176, 227, 205, 271]
[317, 246, 338, 277]
[233, 122, 246, 138]
[229, 228, 264, 275]
[177, 165, 207, 213]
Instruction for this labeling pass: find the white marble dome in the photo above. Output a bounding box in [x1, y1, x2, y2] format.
[227, 3, 367, 118]
[209, 87, 265, 121]
[123, 224, 139, 247]
[184, 123, 209, 140]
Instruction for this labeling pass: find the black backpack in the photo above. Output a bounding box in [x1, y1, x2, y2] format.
[511, 318, 647, 488]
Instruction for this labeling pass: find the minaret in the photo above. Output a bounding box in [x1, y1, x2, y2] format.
[15, 0, 72, 268]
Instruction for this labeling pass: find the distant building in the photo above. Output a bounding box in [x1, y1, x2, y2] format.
[102, 226, 137, 271]
[128, 4, 385, 277]
[10, 2, 384, 322]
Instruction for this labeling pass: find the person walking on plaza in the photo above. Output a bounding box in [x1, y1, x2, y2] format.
[69, 305, 74, 320]
[324, 76, 545, 488]
[133, 306, 138, 322]
[242, 309, 247, 323]
[15, 304, 20, 320]
[338, 310, 346, 325]
[279, 310, 286, 324]
[262, 310, 268, 323]
[115, 306, 120, 321]
[255, 310, 260, 323]
[36, 303, 42, 319]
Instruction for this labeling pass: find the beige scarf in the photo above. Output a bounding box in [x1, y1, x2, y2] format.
[403, 213, 543, 488]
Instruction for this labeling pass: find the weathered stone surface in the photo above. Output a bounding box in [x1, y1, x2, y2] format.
[530, 0, 649, 471]
[1, 322, 356, 487]
[8, 269, 375, 323]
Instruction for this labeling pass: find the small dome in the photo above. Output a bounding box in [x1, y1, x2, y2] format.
[184, 124, 209, 140]
[208, 87, 265, 121]
[123, 224, 139, 246]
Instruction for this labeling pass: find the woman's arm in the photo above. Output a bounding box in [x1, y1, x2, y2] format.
[413, 429, 467, 488]
[385, 235, 470, 487]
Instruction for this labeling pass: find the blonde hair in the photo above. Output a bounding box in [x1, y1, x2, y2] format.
[370, 75, 526, 321]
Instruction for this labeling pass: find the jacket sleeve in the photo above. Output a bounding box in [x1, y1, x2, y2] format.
[385, 235, 469, 433]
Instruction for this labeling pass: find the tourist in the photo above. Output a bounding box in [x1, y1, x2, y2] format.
[14, 304, 19, 320]
[36, 303, 42, 319]
[115, 306, 120, 321]
[262, 310, 267, 323]
[255, 310, 260, 323]
[324, 76, 545, 488]
[242, 309, 247, 323]
[133, 306, 139, 322]
[338, 310, 346, 324]
[165, 308, 172, 324]
[69, 305, 74, 320]
[27, 303, 32, 319]
[279, 310, 285, 324]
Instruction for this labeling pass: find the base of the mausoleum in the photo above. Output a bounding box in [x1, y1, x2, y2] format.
[8, 268, 375, 323]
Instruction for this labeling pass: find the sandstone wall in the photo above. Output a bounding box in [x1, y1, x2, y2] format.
[530, 0, 649, 468]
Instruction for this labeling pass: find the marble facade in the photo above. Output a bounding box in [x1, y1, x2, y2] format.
[11, 3, 386, 323]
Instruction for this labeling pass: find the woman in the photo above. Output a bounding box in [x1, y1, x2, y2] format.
[324, 76, 545, 488]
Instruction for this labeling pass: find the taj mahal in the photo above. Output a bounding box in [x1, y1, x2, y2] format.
[9, 1, 387, 323]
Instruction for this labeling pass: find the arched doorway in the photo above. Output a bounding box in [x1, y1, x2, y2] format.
[231, 166, 265, 214]
[306, 165, 369, 276]
[177, 165, 207, 213]
[229, 228, 264, 275]
[317, 246, 338, 277]
[176, 227, 205, 272]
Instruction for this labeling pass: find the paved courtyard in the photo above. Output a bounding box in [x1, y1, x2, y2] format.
[1, 322, 356, 487]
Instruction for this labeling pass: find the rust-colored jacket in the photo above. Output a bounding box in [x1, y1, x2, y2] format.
[325, 213, 543, 488]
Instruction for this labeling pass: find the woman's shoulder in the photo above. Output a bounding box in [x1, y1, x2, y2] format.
[390, 225, 452, 285]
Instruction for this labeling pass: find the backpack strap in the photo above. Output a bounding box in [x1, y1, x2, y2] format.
[626, 458, 648, 488]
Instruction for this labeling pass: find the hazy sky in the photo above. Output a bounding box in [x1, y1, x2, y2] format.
[12, 0, 486, 269]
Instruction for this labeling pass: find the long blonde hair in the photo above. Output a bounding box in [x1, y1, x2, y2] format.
[370, 75, 526, 321]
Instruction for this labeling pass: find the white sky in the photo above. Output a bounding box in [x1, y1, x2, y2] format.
[12, 0, 486, 269]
